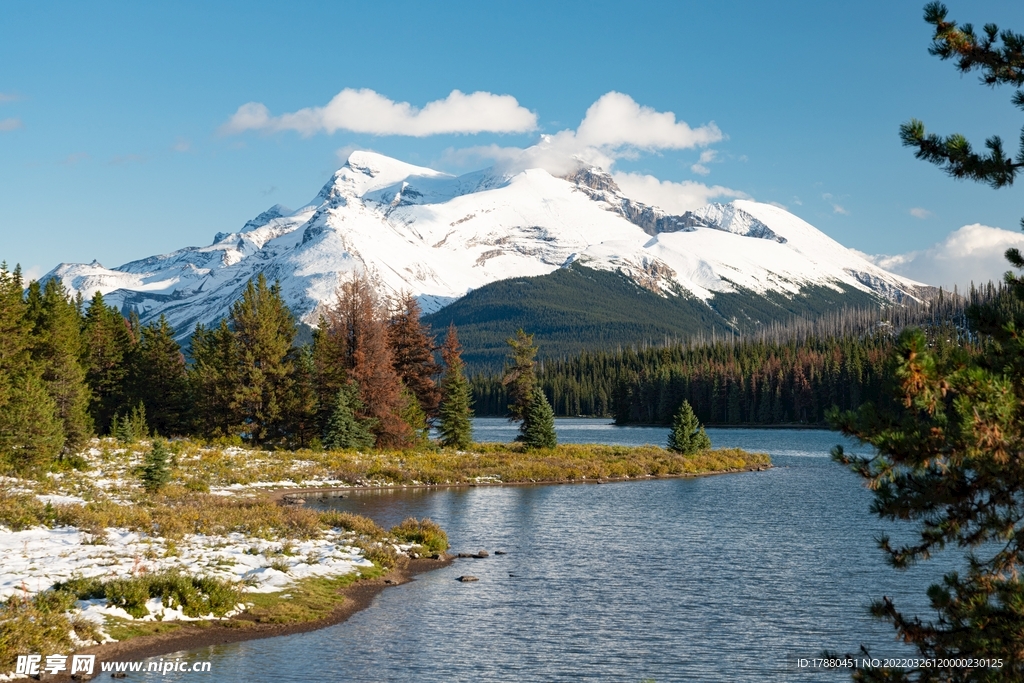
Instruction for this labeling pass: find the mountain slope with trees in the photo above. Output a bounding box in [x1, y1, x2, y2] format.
[424, 263, 883, 370]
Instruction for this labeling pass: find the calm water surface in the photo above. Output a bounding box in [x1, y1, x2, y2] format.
[140, 420, 952, 682]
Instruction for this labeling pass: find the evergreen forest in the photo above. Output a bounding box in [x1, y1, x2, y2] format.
[0, 265, 474, 473]
[471, 285, 998, 426]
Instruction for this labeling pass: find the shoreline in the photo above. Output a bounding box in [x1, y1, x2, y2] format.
[78, 467, 768, 667]
[267, 462, 773, 502]
[73, 555, 452, 670]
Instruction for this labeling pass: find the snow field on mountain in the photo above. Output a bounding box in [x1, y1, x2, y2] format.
[44, 151, 926, 336]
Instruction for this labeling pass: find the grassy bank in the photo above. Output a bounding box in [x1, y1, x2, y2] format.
[0, 438, 766, 674]
[0, 456, 448, 674]
[40, 439, 769, 494]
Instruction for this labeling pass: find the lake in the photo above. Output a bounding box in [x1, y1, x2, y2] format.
[137, 420, 951, 682]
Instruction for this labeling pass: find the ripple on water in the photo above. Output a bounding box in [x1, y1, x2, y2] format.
[137, 425, 956, 682]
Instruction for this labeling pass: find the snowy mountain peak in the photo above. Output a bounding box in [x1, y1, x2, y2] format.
[679, 203, 785, 243]
[320, 151, 450, 204]
[43, 152, 929, 338]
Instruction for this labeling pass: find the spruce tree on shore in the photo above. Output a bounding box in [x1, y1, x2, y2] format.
[667, 400, 710, 455]
[438, 324, 473, 449]
[322, 381, 376, 450]
[503, 329, 538, 422]
[520, 386, 556, 449]
[388, 293, 441, 418]
[228, 274, 297, 444]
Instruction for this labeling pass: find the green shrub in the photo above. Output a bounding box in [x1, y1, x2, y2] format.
[61, 571, 241, 620]
[51, 575, 104, 600]
[319, 511, 385, 539]
[104, 577, 152, 618]
[390, 517, 448, 553]
[113, 403, 149, 444]
[0, 490, 50, 530]
[357, 542, 398, 569]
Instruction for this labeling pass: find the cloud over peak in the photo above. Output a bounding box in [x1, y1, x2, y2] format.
[864, 223, 1024, 290]
[574, 92, 722, 151]
[221, 88, 537, 137]
[612, 172, 748, 214]
[445, 92, 724, 177]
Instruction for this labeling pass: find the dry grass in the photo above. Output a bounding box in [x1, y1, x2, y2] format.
[0, 591, 99, 673]
[390, 518, 448, 554]
[304, 442, 770, 486]
[0, 440, 767, 541]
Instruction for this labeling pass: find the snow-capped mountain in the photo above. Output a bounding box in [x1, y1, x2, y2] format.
[44, 151, 927, 337]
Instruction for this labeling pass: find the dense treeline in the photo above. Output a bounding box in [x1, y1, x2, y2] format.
[0, 264, 473, 473]
[471, 285, 992, 425]
[422, 262, 886, 370]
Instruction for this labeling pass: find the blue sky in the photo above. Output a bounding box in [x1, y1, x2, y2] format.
[2, 0, 1023, 287]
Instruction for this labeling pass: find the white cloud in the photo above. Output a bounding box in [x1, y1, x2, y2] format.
[0, 118, 22, 132]
[22, 265, 43, 282]
[445, 91, 724, 178]
[221, 88, 537, 137]
[865, 223, 1024, 290]
[612, 172, 749, 214]
[574, 92, 722, 150]
[909, 207, 932, 219]
[690, 150, 718, 176]
[0, 93, 21, 103]
[172, 138, 191, 152]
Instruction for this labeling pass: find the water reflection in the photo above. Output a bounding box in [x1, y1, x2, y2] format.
[138, 424, 954, 682]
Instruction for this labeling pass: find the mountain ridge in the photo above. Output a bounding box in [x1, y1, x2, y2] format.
[42, 151, 931, 339]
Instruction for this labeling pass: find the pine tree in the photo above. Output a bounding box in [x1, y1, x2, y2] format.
[227, 274, 297, 444]
[388, 293, 441, 418]
[25, 278, 93, 456]
[322, 381, 376, 450]
[438, 324, 473, 449]
[141, 439, 171, 493]
[520, 386, 556, 449]
[311, 315, 351, 435]
[81, 292, 136, 434]
[503, 329, 538, 422]
[286, 345, 320, 449]
[667, 400, 711, 454]
[188, 320, 237, 438]
[0, 265, 64, 471]
[830, 6, 1024, 679]
[128, 316, 189, 436]
[113, 403, 149, 444]
[325, 276, 412, 449]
